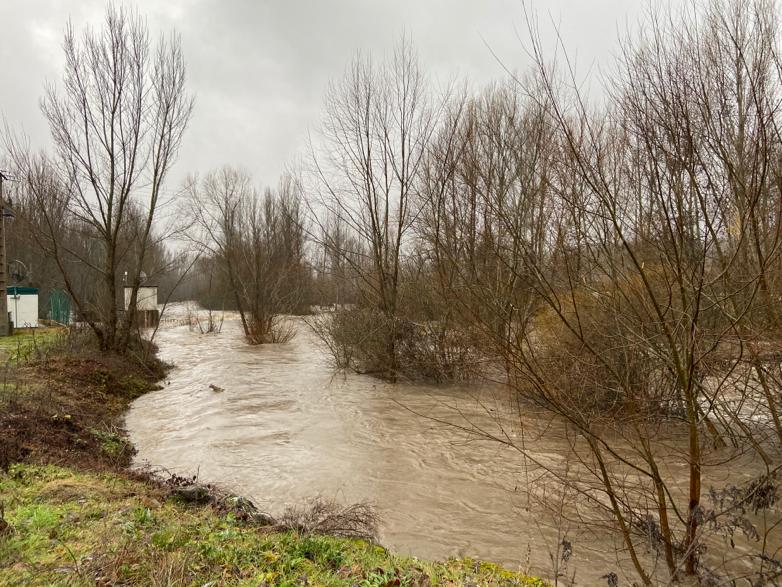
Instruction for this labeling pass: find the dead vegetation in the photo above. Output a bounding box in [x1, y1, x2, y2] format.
[307, 308, 483, 382]
[139, 466, 379, 541]
[185, 303, 224, 334]
[278, 498, 379, 542]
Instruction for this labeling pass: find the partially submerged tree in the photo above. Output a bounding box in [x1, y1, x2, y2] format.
[185, 167, 309, 344]
[420, 81, 557, 371]
[310, 39, 437, 380]
[418, 1, 782, 583]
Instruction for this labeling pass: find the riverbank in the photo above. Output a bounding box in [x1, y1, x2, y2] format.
[0, 332, 545, 586]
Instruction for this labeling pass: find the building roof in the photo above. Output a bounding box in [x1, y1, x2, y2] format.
[8, 286, 38, 295]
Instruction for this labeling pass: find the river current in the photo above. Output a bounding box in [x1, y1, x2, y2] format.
[126, 314, 771, 584]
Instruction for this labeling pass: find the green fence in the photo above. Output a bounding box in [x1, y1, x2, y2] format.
[48, 289, 71, 325]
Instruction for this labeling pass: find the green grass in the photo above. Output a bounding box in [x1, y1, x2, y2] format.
[89, 427, 131, 459]
[0, 327, 67, 364]
[0, 464, 545, 587]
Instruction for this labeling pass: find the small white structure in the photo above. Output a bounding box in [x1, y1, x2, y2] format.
[124, 285, 158, 311]
[123, 285, 159, 327]
[8, 286, 39, 328]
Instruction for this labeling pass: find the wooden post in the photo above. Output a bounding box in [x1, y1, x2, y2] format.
[0, 172, 11, 337]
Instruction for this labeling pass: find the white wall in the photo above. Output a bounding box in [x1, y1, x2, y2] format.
[8, 294, 38, 328]
[124, 287, 158, 311]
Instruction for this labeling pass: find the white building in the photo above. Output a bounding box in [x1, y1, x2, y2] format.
[123, 285, 159, 327]
[124, 285, 158, 311]
[7, 286, 39, 328]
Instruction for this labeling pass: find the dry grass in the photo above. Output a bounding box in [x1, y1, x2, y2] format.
[277, 497, 379, 542]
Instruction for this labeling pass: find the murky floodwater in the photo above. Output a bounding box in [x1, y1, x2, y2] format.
[126, 314, 773, 584]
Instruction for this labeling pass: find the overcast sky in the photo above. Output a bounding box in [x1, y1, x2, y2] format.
[1, 0, 668, 189]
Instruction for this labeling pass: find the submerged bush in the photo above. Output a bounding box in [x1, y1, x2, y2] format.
[307, 307, 482, 382]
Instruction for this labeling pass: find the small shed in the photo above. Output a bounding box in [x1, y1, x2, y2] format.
[124, 285, 158, 311]
[8, 286, 39, 328]
[123, 285, 159, 327]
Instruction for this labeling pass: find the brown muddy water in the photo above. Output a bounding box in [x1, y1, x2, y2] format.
[126, 315, 773, 584]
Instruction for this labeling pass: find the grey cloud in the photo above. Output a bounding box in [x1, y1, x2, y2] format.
[1, 0, 669, 187]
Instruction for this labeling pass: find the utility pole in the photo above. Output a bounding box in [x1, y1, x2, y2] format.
[0, 172, 10, 336]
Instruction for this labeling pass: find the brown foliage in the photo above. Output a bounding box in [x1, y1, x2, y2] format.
[277, 497, 379, 542]
[308, 308, 482, 382]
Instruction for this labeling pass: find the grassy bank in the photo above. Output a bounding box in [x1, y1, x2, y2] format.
[0, 335, 164, 471]
[0, 333, 545, 586]
[1, 465, 543, 586]
[0, 327, 69, 364]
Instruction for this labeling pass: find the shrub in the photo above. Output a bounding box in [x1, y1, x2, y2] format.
[307, 307, 482, 382]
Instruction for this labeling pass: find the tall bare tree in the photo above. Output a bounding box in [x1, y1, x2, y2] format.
[311, 39, 436, 380]
[11, 5, 193, 352]
[419, 1, 782, 583]
[185, 167, 308, 344]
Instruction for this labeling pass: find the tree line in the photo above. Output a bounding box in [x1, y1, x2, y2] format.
[309, 1, 782, 581]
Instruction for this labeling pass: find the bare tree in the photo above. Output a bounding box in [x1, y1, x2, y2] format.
[420, 81, 557, 372]
[10, 5, 193, 352]
[310, 39, 437, 381]
[419, 1, 782, 583]
[185, 167, 308, 344]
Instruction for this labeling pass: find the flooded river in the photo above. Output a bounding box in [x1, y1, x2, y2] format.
[126, 316, 769, 584]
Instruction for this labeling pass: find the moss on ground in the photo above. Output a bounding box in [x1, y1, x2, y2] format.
[0, 464, 545, 587]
